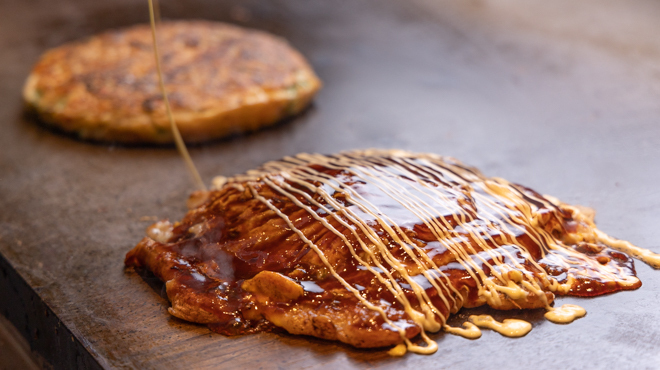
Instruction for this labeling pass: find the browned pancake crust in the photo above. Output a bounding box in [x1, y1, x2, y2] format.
[23, 21, 322, 143]
[125, 151, 641, 349]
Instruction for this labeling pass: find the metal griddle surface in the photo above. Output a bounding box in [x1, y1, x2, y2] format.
[1, 0, 660, 368]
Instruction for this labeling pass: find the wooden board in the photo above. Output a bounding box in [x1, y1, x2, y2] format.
[2, 0, 660, 368]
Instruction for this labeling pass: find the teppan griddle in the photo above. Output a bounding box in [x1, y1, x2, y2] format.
[1, 0, 660, 368]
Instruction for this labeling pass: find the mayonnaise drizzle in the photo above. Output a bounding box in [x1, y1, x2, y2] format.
[468, 315, 532, 337]
[443, 322, 482, 339]
[595, 230, 660, 269]
[213, 149, 654, 354]
[148, 0, 206, 191]
[545, 304, 586, 324]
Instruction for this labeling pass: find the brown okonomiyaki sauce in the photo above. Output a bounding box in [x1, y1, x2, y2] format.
[125, 149, 660, 355]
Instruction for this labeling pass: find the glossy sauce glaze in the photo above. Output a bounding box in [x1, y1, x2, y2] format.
[125, 150, 659, 353]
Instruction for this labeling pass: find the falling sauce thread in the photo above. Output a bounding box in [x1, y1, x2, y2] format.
[147, 0, 206, 191]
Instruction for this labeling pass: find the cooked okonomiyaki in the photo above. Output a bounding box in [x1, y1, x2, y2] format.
[23, 21, 321, 144]
[125, 150, 657, 353]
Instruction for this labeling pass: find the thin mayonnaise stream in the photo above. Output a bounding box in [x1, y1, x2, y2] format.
[214, 150, 660, 355]
[148, 0, 206, 192]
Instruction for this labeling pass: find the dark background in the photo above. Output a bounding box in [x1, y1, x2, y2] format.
[1, 0, 660, 368]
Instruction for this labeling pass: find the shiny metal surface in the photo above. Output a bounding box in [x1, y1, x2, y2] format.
[1, 0, 659, 368]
